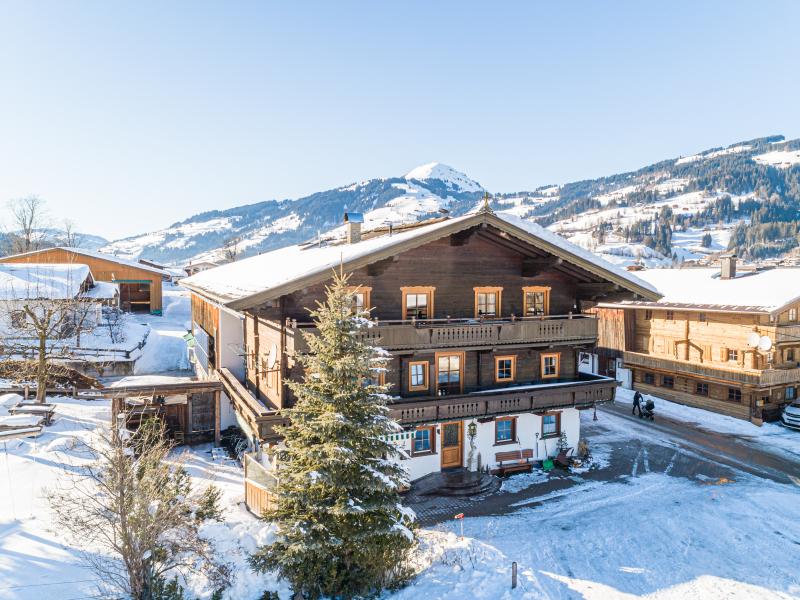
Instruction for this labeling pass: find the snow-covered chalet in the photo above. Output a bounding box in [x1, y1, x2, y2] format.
[182, 206, 659, 484]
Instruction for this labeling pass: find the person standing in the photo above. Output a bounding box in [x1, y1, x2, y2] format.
[632, 390, 643, 417]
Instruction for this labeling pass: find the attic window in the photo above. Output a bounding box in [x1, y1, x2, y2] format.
[789, 308, 798, 322]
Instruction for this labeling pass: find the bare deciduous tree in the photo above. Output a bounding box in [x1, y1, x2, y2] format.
[60, 218, 83, 248]
[48, 420, 228, 599]
[0, 268, 98, 402]
[222, 235, 242, 262]
[5, 196, 50, 254]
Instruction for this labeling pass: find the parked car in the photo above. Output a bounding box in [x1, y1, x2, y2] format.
[781, 402, 800, 430]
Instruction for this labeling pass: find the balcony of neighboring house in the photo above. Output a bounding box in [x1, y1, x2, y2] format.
[287, 313, 598, 354]
[622, 351, 800, 387]
[387, 373, 615, 426]
[217, 367, 287, 442]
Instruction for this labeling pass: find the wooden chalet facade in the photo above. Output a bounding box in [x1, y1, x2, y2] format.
[597, 258, 800, 422]
[0, 247, 168, 314]
[182, 208, 658, 480]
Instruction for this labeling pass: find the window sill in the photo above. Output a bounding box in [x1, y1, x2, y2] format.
[493, 439, 518, 446]
[411, 451, 436, 457]
[495, 378, 515, 384]
[541, 433, 560, 440]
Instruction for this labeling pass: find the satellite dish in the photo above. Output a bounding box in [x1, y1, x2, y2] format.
[758, 336, 773, 352]
[268, 343, 279, 369]
[747, 332, 761, 348]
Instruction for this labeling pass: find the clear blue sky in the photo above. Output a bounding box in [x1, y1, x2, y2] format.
[1, 1, 798, 240]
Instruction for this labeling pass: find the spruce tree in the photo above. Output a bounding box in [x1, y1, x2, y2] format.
[250, 271, 416, 599]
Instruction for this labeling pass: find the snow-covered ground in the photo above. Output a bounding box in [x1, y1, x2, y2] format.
[614, 387, 800, 460]
[131, 284, 192, 374]
[5, 387, 800, 598]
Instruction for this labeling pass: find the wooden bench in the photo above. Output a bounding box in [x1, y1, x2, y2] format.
[493, 449, 534, 475]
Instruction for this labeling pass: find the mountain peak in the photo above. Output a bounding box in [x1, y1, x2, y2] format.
[404, 162, 484, 193]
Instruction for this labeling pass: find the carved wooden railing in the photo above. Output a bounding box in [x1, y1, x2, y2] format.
[387, 376, 615, 425]
[622, 351, 800, 387]
[288, 314, 598, 354]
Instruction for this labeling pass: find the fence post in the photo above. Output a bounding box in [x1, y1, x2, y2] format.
[23, 385, 29, 400]
[511, 561, 517, 589]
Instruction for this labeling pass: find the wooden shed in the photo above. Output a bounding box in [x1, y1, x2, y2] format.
[0, 247, 168, 314]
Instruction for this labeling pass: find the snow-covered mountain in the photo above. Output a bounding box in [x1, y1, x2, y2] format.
[102, 163, 484, 265]
[101, 136, 800, 266]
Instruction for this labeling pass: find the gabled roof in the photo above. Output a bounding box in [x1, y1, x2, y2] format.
[599, 267, 800, 316]
[0, 247, 169, 276]
[0, 263, 93, 300]
[182, 210, 660, 310]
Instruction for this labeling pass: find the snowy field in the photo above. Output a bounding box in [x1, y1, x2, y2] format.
[4, 390, 800, 598]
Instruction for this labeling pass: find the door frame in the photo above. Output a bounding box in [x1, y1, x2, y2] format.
[440, 420, 463, 469]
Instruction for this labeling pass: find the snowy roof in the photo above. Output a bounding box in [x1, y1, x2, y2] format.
[182, 210, 660, 310]
[81, 280, 119, 300]
[1, 247, 169, 276]
[0, 263, 92, 300]
[600, 267, 800, 315]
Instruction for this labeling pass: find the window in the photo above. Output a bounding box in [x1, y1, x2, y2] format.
[644, 372, 655, 385]
[10, 310, 26, 328]
[790, 308, 798, 322]
[523, 286, 550, 317]
[412, 426, 435, 455]
[408, 360, 429, 392]
[542, 413, 560, 437]
[727, 349, 738, 362]
[696, 382, 709, 396]
[698, 312, 707, 323]
[495, 417, 516, 444]
[728, 388, 742, 402]
[788, 349, 796, 363]
[436, 353, 463, 395]
[401, 286, 435, 320]
[665, 310, 674, 321]
[644, 310, 652, 321]
[474, 286, 502, 318]
[662, 375, 674, 388]
[786, 387, 797, 401]
[495, 356, 516, 382]
[346, 286, 371, 315]
[541, 353, 560, 379]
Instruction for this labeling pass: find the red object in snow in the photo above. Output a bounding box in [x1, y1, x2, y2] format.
[454, 513, 464, 519]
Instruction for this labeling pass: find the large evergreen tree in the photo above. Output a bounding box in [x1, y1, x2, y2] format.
[251, 271, 416, 599]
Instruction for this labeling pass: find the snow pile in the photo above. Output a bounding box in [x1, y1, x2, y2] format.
[404, 162, 484, 193]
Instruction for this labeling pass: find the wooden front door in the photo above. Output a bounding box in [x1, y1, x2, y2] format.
[440, 421, 463, 469]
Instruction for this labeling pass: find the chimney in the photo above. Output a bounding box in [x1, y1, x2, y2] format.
[720, 253, 737, 280]
[344, 212, 363, 244]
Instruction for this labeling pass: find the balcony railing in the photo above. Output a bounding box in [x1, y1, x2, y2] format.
[622, 351, 800, 387]
[218, 368, 287, 442]
[288, 314, 597, 354]
[387, 374, 615, 425]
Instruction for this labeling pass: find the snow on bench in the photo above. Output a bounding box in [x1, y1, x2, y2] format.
[494, 449, 534, 475]
[0, 414, 45, 429]
[0, 426, 42, 440]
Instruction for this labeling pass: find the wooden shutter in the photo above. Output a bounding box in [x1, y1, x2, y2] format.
[719, 346, 727, 361]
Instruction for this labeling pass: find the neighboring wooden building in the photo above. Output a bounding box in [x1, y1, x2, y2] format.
[0, 247, 168, 314]
[182, 207, 658, 481]
[598, 257, 800, 422]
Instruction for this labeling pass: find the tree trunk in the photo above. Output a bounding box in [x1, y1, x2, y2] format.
[36, 334, 47, 403]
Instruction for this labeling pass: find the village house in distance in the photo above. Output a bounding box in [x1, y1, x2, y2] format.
[596, 255, 800, 423]
[181, 205, 659, 485]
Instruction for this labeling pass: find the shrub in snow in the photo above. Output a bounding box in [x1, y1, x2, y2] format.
[250, 271, 416, 599]
[47, 419, 230, 599]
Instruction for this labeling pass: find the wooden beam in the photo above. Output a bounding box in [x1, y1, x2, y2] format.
[522, 256, 562, 277]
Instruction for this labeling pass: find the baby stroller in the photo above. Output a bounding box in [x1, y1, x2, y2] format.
[639, 397, 655, 421]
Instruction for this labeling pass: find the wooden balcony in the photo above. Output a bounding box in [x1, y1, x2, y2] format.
[218, 368, 287, 442]
[622, 351, 800, 387]
[288, 314, 597, 354]
[387, 374, 615, 426]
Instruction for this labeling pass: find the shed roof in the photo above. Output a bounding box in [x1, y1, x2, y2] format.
[0, 247, 169, 276]
[183, 209, 660, 310]
[0, 263, 92, 300]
